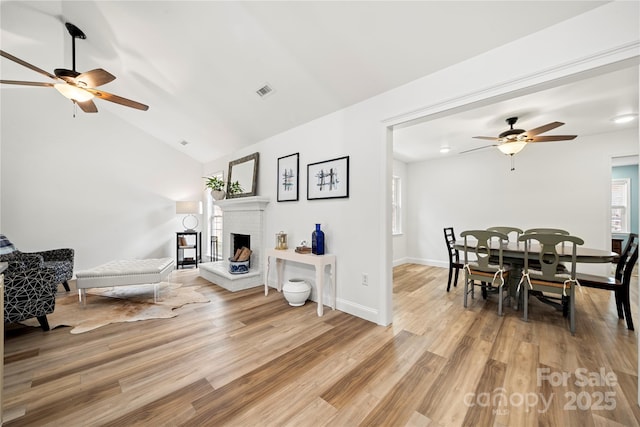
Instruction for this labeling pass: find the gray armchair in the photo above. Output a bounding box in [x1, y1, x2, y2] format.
[0, 234, 74, 291]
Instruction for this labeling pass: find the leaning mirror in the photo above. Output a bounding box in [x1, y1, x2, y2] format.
[227, 152, 259, 198]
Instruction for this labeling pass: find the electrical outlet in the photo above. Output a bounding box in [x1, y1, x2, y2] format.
[362, 273, 368, 286]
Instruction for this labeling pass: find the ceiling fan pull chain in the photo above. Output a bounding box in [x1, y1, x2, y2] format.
[510, 154, 516, 171]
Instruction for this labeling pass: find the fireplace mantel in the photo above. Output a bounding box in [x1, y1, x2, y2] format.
[213, 196, 269, 212]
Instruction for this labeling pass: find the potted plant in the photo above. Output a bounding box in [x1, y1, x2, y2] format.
[204, 176, 226, 200]
[227, 181, 243, 197]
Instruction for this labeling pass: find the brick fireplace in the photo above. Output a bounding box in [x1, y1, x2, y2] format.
[199, 197, 269, 291]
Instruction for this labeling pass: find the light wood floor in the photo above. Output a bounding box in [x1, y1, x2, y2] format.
[3, 264, 639, 426]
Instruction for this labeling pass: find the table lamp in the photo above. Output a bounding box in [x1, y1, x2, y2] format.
[176, 200, 203, 232]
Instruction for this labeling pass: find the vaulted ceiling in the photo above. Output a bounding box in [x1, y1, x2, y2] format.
[1, 1, 613, 163]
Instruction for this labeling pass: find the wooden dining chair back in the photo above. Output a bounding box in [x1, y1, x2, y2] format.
[487, 226, 523, 242]
[577, 233, 639, 330]
[443, 227, 460, 292]
[519, 232, 584, 335]
[523, 228, 570, 235]
[460, 229, 511, 315]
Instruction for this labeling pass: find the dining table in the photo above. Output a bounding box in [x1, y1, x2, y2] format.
[453, 239, 617, 309]
[453, 239, 617, 264]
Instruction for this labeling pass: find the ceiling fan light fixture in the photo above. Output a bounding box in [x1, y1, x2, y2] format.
[497, 140, 527, 155]
[54, 83, 94, 102]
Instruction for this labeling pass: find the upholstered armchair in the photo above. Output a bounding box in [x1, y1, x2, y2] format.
[3, 256, 58, 330]
[0, 234, 74, 291]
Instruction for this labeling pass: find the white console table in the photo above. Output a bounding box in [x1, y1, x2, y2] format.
[264, 248, 336, 316]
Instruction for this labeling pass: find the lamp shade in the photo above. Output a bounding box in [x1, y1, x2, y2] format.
[175, 201, 202, 214]
[54, 83, 95, 102]
[497, 141, 527, 155]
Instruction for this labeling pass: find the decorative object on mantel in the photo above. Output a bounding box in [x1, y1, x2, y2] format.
[204, 175, 226, 200]
[307, 156, 349, 200]
[276, 231, 288, 250]
[227, 152, 259, 198]
[312, 224, 325, 255]
[229, 246, 252, 274]
[282, 278, 311, 306]
[277, 153, 299, 202]
[227, 180, 243, 196]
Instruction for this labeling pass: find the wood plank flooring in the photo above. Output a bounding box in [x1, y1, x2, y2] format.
[3, 264, 639, 426]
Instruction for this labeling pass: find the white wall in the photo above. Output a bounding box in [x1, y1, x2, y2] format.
[203, 106, 388, 322]
[392, 159, 408, 266]
[0, 88, 204, 271]
[405, 127, 638, 275]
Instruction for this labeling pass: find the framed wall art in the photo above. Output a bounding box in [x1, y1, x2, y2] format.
[277, 153, 299, 202]
[307, 156, 349, 200]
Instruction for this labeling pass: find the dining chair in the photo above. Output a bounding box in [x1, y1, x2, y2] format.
[518, 232, 584, 335]
[487, 226, 523, 242]
[460, 229, 511, 315]
[443, 227, 460, 292]
[523, 228, 570, 235]
[576, 233, 639, 330]
[486, 227, 523, 267]
[523, 229, 571, 274]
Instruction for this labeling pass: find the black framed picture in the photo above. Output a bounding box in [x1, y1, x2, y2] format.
[307, 156, 349, 200]
[277, 153, 299, 202]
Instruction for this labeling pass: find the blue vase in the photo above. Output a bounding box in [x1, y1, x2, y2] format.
[312, 224, 325, 255]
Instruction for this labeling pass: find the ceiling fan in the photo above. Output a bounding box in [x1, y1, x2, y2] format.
[461, 116, 577, 156]
[0, 22, 149, 113]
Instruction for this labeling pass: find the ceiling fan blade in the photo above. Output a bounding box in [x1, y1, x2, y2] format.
[1, 50, 59, 81]
[76, 69, 116, 87]
[1, 79, 54, 87]
[526, 121, 564, 136]
[460, 144, 496, 154]
[473, 136, 499, 141]
[84, 88, 149, 111]
[76, 99, 98, 113]
[528, 135, 577, 142]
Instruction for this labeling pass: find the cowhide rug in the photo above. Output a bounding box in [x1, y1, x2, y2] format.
[20, 282, 209, 334]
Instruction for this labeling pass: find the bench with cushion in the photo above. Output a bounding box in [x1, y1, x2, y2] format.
[75, 258, 175, 304]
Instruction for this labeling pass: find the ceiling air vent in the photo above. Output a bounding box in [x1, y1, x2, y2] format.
[256, 83, 275, 99]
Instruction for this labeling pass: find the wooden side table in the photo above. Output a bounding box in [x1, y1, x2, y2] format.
[264, 248, 336, 316]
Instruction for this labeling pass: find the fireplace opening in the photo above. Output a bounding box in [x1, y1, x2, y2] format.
[229, 233, 251, 274]
[231, 233, 250, 255]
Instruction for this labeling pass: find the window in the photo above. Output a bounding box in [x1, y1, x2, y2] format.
[208, 171, 224, 260]
[611, 178, 630, 232]
[392, 175, 402, 235]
